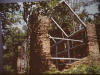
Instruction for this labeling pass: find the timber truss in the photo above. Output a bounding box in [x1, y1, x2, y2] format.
[49, 1, 87, 66]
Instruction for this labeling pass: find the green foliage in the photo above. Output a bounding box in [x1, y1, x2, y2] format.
[3, 27, 26, 73]
[3, 52, 16, 73]
[0, 3, 21, 28]
[43, 64, 100, 74]
[86, 64, 100, 74]
[3, 52, 14, 62]
[48, 0, 60, 9]
[78, 9, 88, 22]
[1, 3, 27, 74]
[49, 2, 78, 35]
[43, 68, 60, 74]
[94, 16, 100, 25]
[3, 65, 15, 73]
[63, 64, 87, 74]
[6, 27, 25, 47]
[0, 3, 20, 12]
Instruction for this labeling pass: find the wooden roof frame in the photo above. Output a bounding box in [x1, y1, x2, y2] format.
[49, 1, 87, 63]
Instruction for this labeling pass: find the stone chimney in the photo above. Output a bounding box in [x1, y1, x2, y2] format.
[29, 14, 56, 74]
[86, 23, 100, 59]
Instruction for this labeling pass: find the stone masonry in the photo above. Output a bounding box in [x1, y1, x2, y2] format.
[86, 23, 100, 59]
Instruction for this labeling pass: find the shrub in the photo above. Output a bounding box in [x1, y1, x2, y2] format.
[43, 64, 100, 74]
[3, 65, 15, 73]
[62, 64, 100, 74]
[86, 64, 100, 74]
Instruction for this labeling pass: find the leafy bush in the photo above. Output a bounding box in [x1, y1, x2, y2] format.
[43, 64, 100, 74]
[3, 65, 15, 73]
[60, 64, 87, 74]
[43, 68, 60, 74]
[62, 64, 100, 74]
[86, 64, 100, 74]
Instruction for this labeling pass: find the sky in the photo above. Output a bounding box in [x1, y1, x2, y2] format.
[79, 0, 99, 14]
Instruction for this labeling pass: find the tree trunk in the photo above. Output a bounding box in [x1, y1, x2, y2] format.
[0, 14, 3, 74]
[29, 11, 55, 74]
[17, 46, 26, 74]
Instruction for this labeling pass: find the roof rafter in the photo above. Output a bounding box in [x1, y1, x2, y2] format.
[63, 1, 86, 27]
[51, 17, 69, 37]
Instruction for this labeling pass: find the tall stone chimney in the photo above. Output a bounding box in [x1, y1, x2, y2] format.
[29, 14, 56, 74]
[86, 23, 100, 59]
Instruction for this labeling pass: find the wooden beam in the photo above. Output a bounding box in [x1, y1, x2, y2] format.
[49, 35, 58, 68]
[50, 28, 85, 48]
[49, 35, 56, 43]
[56, 43, 87, 55]
[57, 50, 66, 54]
[49, 37, 83, 42]
[70, 43, 87, 50]
[67, 40, 71, 63]
[51, 17, 69, 37]
[69, 27, 85, 38]
[63, 1, 86, 27]
[51, 57, 81, 61]
[50, 40, 64, 48]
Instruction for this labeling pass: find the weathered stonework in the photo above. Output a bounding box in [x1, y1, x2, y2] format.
[29, 13, 56, 74]
[86, 23, 100, 59]
[38, 15, 56, 71]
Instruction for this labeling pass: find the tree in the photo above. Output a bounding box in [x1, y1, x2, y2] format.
[3, 27, 26, 74]
[0, 3, 25, 74]
[0, 13, 3, 74]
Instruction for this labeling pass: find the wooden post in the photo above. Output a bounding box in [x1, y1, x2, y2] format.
[51, 17, 69, 37]
[64, 1, 86, 27]
[55, 45, 58, 69]
[0, 13, 3, 74]
[86, 23, 100, 58]
[67, 40, 71, 63]
[17, 46, 22, 73]
[49, 35, 58, 69]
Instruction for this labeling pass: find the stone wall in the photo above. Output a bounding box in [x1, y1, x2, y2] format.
[86, 23, 100, 58]
[29, 13, 56, 74]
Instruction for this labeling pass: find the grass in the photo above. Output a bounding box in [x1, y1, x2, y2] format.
[43, 64, 100, 74]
